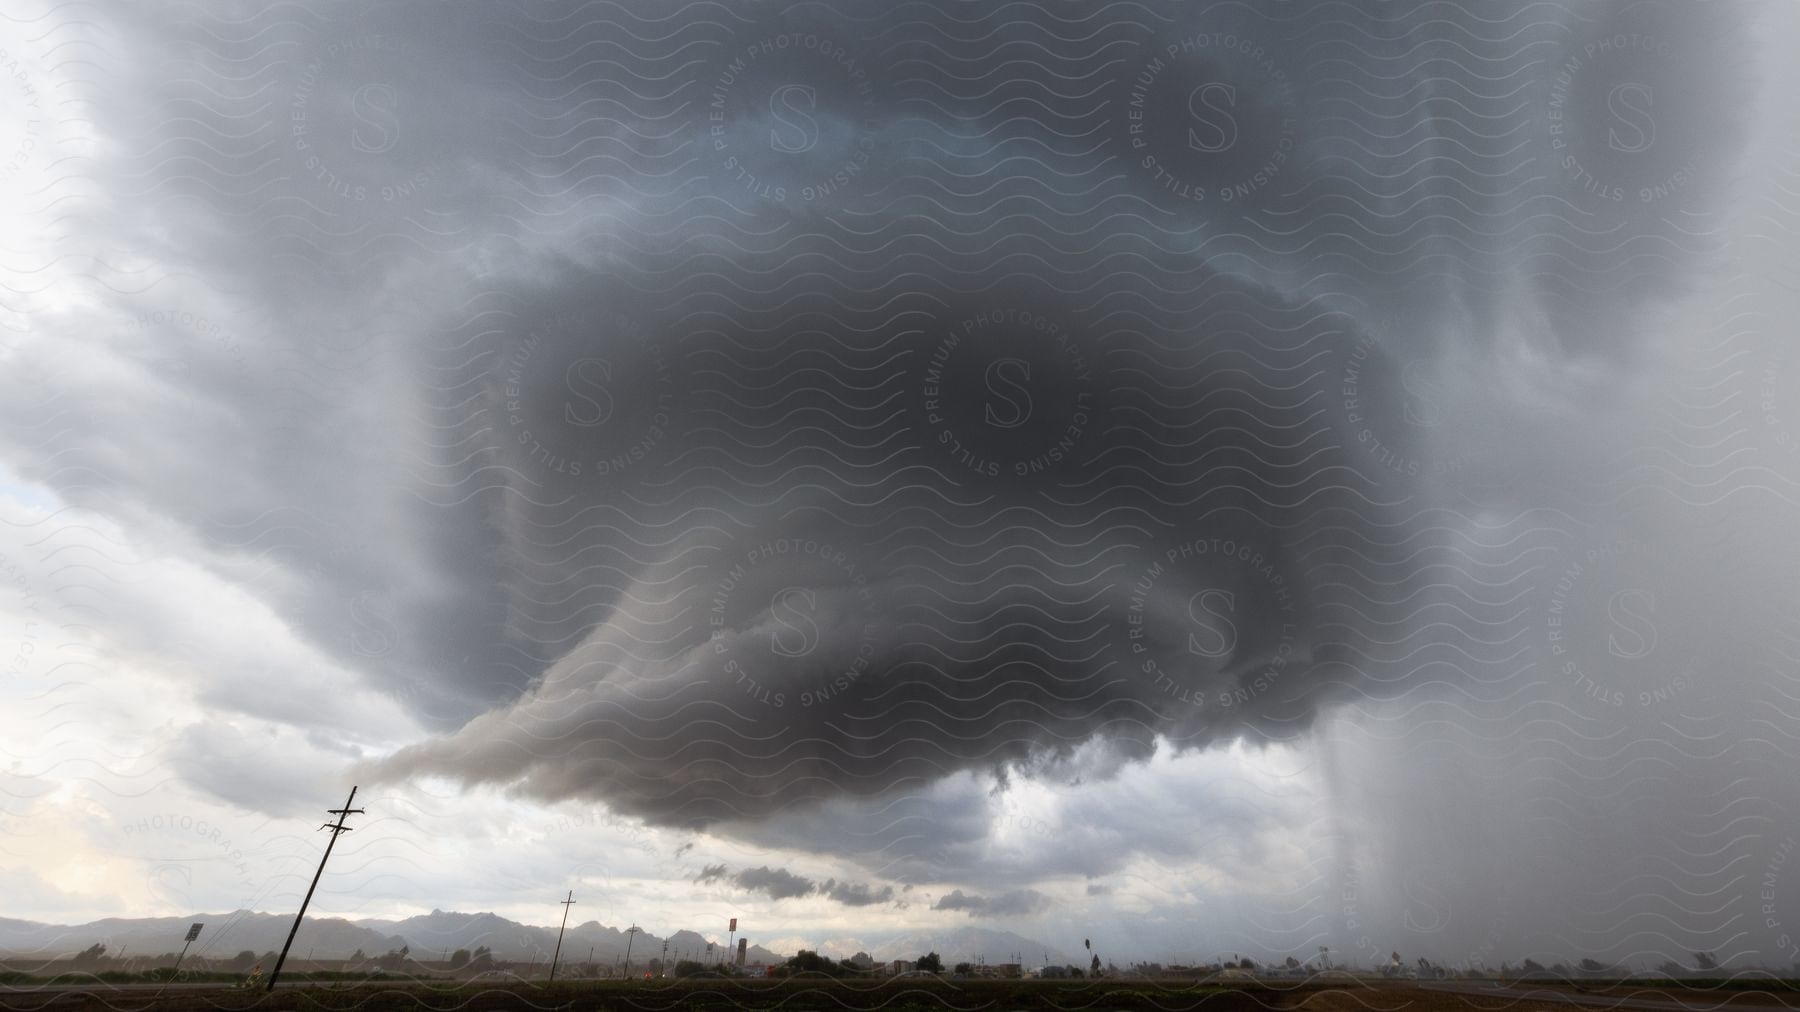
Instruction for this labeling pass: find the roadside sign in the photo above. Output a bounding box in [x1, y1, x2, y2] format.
[186, 924, 203, 942]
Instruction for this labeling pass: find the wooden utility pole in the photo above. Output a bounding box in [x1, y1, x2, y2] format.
[547, 890, 576, 982]
[266, 787, 364, 991]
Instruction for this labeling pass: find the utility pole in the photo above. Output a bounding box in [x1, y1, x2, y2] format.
[624, 925, 641, 978]
[548, 890, 576, 982]
[660, 939, 668, 978]
[267, 786, 363, 992]
[587, 945, 594, 977]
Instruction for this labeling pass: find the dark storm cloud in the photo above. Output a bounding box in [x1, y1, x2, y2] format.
[731, 866, 815, 902]
[934, 889, 1049, 918]
[692, 864, 894, 907]
[345, 0, 1764, 855]
[821, 879, 895, 908]
[18, 0, 1797, 966]
[371, 212, 1452, 821]
[30, 0, 1748, 745]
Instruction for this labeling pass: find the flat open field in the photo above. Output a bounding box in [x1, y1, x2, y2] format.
[1465, 981, 1800, 1009]
[0, 979, 1662, 1012]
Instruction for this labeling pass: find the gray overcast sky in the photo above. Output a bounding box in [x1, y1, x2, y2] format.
[4, 0, 1800, 971]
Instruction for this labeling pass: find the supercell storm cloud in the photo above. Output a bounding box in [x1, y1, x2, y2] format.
[4, 0, 1800, 974]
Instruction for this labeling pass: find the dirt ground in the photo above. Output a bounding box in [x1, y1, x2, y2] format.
[1292, 984, 1590, 1012]
[1491, 983, 1800, 1009]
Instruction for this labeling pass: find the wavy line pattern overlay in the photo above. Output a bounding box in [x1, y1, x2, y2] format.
[2, 0, 1800, 998]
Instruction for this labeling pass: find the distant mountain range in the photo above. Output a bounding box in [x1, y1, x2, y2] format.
[0, 912, 1069, 971]
[818, 926, 1074, 968]
[0, 910, 782, 966]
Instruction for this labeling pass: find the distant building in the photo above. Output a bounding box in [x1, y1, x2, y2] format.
[849, 952, 873, 971]
[889, 960, 915, 975]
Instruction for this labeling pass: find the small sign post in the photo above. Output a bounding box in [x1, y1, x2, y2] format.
[156, 923, 204, 997]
